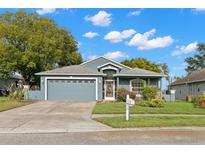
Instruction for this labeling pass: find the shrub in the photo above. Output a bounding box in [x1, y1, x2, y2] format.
[191, 95, 205, 108]
[9, 81, 25, 101]
[138, 100, 149, 107]
[142, 86, 158, 100]
[139, 99, 165, 108]
[117, 88, 136, 102]
[149, 99, 165, 107]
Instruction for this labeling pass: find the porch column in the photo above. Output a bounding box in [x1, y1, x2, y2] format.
[148, 78, 150, 86]
[116, 77, 119, 98]
[116, 77, 119, 89]
[160, 78, 162, 98]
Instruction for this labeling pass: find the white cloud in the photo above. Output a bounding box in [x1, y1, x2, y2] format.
[87, 55, 98, 60]
[83, 32, 99, 38]
[193, 8, 205, 12]
[103, 51, 128, 59]
[171, 42, 198, 56]
[128, 10, 142, 16]
[36, 8, 56, 15]
[84, 11, 112, 27]
[104, 29, 136, 43]
[87, 51, 128, 60]
[128, 29, 174, 50]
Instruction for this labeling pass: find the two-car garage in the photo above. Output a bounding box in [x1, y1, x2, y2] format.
[46, 77, 97, 101]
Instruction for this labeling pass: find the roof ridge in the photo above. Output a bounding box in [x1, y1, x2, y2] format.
[80, 56, 132, 69]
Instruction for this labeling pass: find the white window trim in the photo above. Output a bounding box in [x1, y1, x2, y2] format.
[130, 79, 144, 93]
[44, 76, 98, 101]
[104, 79, 115, 100]
[101, 66, 119, 71]
[97, 62, 122, 69]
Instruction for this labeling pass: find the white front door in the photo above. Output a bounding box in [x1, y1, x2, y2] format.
[104, 80, 115, 100]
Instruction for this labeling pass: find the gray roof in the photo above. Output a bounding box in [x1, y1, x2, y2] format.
[35, 65, 105, 76]
[114, 68, 165, 77]
[171, 68, 205, 85]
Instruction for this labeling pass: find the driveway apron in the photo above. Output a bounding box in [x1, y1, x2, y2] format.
[0, 101, 110, 133]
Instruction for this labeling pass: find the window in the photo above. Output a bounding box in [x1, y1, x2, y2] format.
[130, 79, 145, 94]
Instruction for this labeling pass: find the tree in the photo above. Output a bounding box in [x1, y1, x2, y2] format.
[185, 43, 205, 74]
[121, 58, 161, 73]
[0, 11, 82, 86]
[161, 63, 170, 89]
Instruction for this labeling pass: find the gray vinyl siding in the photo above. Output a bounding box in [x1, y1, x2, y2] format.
[171, 84, 188, 100]
[118, 77, 160, 91]
[0, 79, 18, 90]
[82, 57, 130, 73]
[171, 81, 205, 100]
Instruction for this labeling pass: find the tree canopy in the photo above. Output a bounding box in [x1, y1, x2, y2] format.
[185, 43, 205, 74]
[0, 11, 82, 85]
[121, 58, 162, 73]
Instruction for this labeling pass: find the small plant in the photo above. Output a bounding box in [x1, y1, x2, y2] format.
[117, 88, 136, 102]
[149, 99, 165, 107]
[142, 86, 158, 100]
[138, 100, 149, 107]
[191, 95, 205, 108]
[9, 81, 25, 101]
[139, 99, 165, 108]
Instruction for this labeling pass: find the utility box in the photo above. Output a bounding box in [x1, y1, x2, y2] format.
[163, 90, 176, 102]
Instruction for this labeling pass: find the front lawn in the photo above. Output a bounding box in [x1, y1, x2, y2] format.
[93, 100, 205, 114]
[95, 116, 205, 128]
[0, 96, 32, 112]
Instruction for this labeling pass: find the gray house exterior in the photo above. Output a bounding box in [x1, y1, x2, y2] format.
[26, 57, 165, 101]
[170, 68, 205, 100]
[0, 73, 22, 95]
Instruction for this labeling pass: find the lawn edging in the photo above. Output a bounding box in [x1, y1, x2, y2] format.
[94, 116, 205, 128]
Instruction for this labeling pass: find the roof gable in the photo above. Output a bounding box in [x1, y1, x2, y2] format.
[80, 56, 131, 72]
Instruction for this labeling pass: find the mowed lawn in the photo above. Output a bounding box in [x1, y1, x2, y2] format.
[93, 100, 205, 114]
[95, 116, 205, 128]
[0, 96, 32, 112]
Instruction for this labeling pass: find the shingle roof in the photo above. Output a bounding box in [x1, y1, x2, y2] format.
[35, 65, 105, 76]
[114, 68, 165, 77]
[171, 68, 205, 85]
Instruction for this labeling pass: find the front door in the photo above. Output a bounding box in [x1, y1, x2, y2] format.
[104, 80, 115, 100]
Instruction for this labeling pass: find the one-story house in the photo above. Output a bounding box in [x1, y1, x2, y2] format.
[26, 56, 165, 101]
[170, 68, 205, 100]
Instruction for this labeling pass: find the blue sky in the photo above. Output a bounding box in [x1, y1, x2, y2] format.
[1, 8, 205, 79]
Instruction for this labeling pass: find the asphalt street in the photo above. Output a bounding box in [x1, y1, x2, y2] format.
[1, 130, 205, 144]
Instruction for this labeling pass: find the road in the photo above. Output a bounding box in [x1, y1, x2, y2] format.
[1, 130, 205, 144]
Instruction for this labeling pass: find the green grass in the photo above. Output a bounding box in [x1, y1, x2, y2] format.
[95, 116, 205, 128]
[0, 96, 32, 112]
[93, 100, 205, 114]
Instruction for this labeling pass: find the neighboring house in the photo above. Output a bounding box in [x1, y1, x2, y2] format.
[26, 57, 165, 101]
[0, 73, 23, 95]
[170, 68, 205, 100]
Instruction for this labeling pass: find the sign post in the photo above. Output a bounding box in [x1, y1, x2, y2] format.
[125, 94, 135, 121]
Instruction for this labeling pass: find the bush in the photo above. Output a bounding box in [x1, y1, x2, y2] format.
[9, 81, 25, 101]
[139, 99, 165, 108]
[142, 86, 158, 100]
[138, 100, 149, 107]
[191, 95, 205, 108]
[117, 88, 136, 102]
[149, 99, 165, 107]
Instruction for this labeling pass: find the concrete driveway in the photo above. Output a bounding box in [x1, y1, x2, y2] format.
[0, 101, 110, 133]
